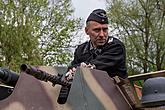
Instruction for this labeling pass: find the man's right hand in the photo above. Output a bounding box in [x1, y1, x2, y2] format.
[64, 67, 76, 81]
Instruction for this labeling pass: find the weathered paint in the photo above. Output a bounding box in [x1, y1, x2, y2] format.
[0, 66, 132, 110]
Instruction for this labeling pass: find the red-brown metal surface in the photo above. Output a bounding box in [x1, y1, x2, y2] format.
[0, 66, 133, 110]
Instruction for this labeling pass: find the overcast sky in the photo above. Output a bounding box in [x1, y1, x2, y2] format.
[71, 0, 106, 20]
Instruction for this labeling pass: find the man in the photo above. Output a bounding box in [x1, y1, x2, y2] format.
[58, 9, 127, 104]
[66, 9, 127, 79]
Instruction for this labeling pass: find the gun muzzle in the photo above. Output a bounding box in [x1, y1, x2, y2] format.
[20, 64, 47, 81]
[0, 68, 19, 87]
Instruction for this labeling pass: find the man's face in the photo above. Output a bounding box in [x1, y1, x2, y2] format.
[85, 21, 108, 48]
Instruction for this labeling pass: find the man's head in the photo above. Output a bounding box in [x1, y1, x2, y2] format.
[85, 9, 109, 48]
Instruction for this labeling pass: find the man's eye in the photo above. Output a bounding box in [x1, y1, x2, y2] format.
[93, 28, 108, 32]
[103, 28, 108, 32]
[93, 28, 101, 32]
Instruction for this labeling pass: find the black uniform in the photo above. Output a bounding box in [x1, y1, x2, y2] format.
[69, 36, 127, 78]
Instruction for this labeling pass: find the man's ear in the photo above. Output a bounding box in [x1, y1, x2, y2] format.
[85, 27, 89, 35]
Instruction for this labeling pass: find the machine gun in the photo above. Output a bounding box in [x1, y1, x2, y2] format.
[20, 64, 71, 87]
[0, 68, 19, 87]
[20, 64, 72, 104]
[0, 64, 72, 104]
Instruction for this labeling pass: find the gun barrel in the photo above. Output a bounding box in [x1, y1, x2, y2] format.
[20, 64, 46, 80]
[20, 64, 70, 87]
[0, 68, 19, 87]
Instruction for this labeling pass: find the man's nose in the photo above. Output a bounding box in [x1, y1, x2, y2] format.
[98, 29, 105, 37]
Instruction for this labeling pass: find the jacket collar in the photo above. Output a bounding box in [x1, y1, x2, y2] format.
[82, 36, 114, 54]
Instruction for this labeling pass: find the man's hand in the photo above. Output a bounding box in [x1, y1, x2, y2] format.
[80, 62, 96, 69]
[64, 67, 76, 81]
[63, 62, 95, 82]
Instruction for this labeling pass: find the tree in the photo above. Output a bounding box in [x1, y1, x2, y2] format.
[106, 0, 165, 75]
[0, 0, 42, 71]
[0, 0, 82, 71]
[39, 0, 82, 66]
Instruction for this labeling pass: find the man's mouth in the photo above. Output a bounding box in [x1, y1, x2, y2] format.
[97, 39, 106, 43]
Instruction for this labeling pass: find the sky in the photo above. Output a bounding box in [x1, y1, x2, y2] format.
[71, 0, 106, 20]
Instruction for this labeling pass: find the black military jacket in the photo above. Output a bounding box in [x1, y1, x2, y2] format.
[70, 36, 127, 78]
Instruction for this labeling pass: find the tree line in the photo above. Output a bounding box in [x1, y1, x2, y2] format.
[106, 0, 165, 75]
[0, 0, 164, 75]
